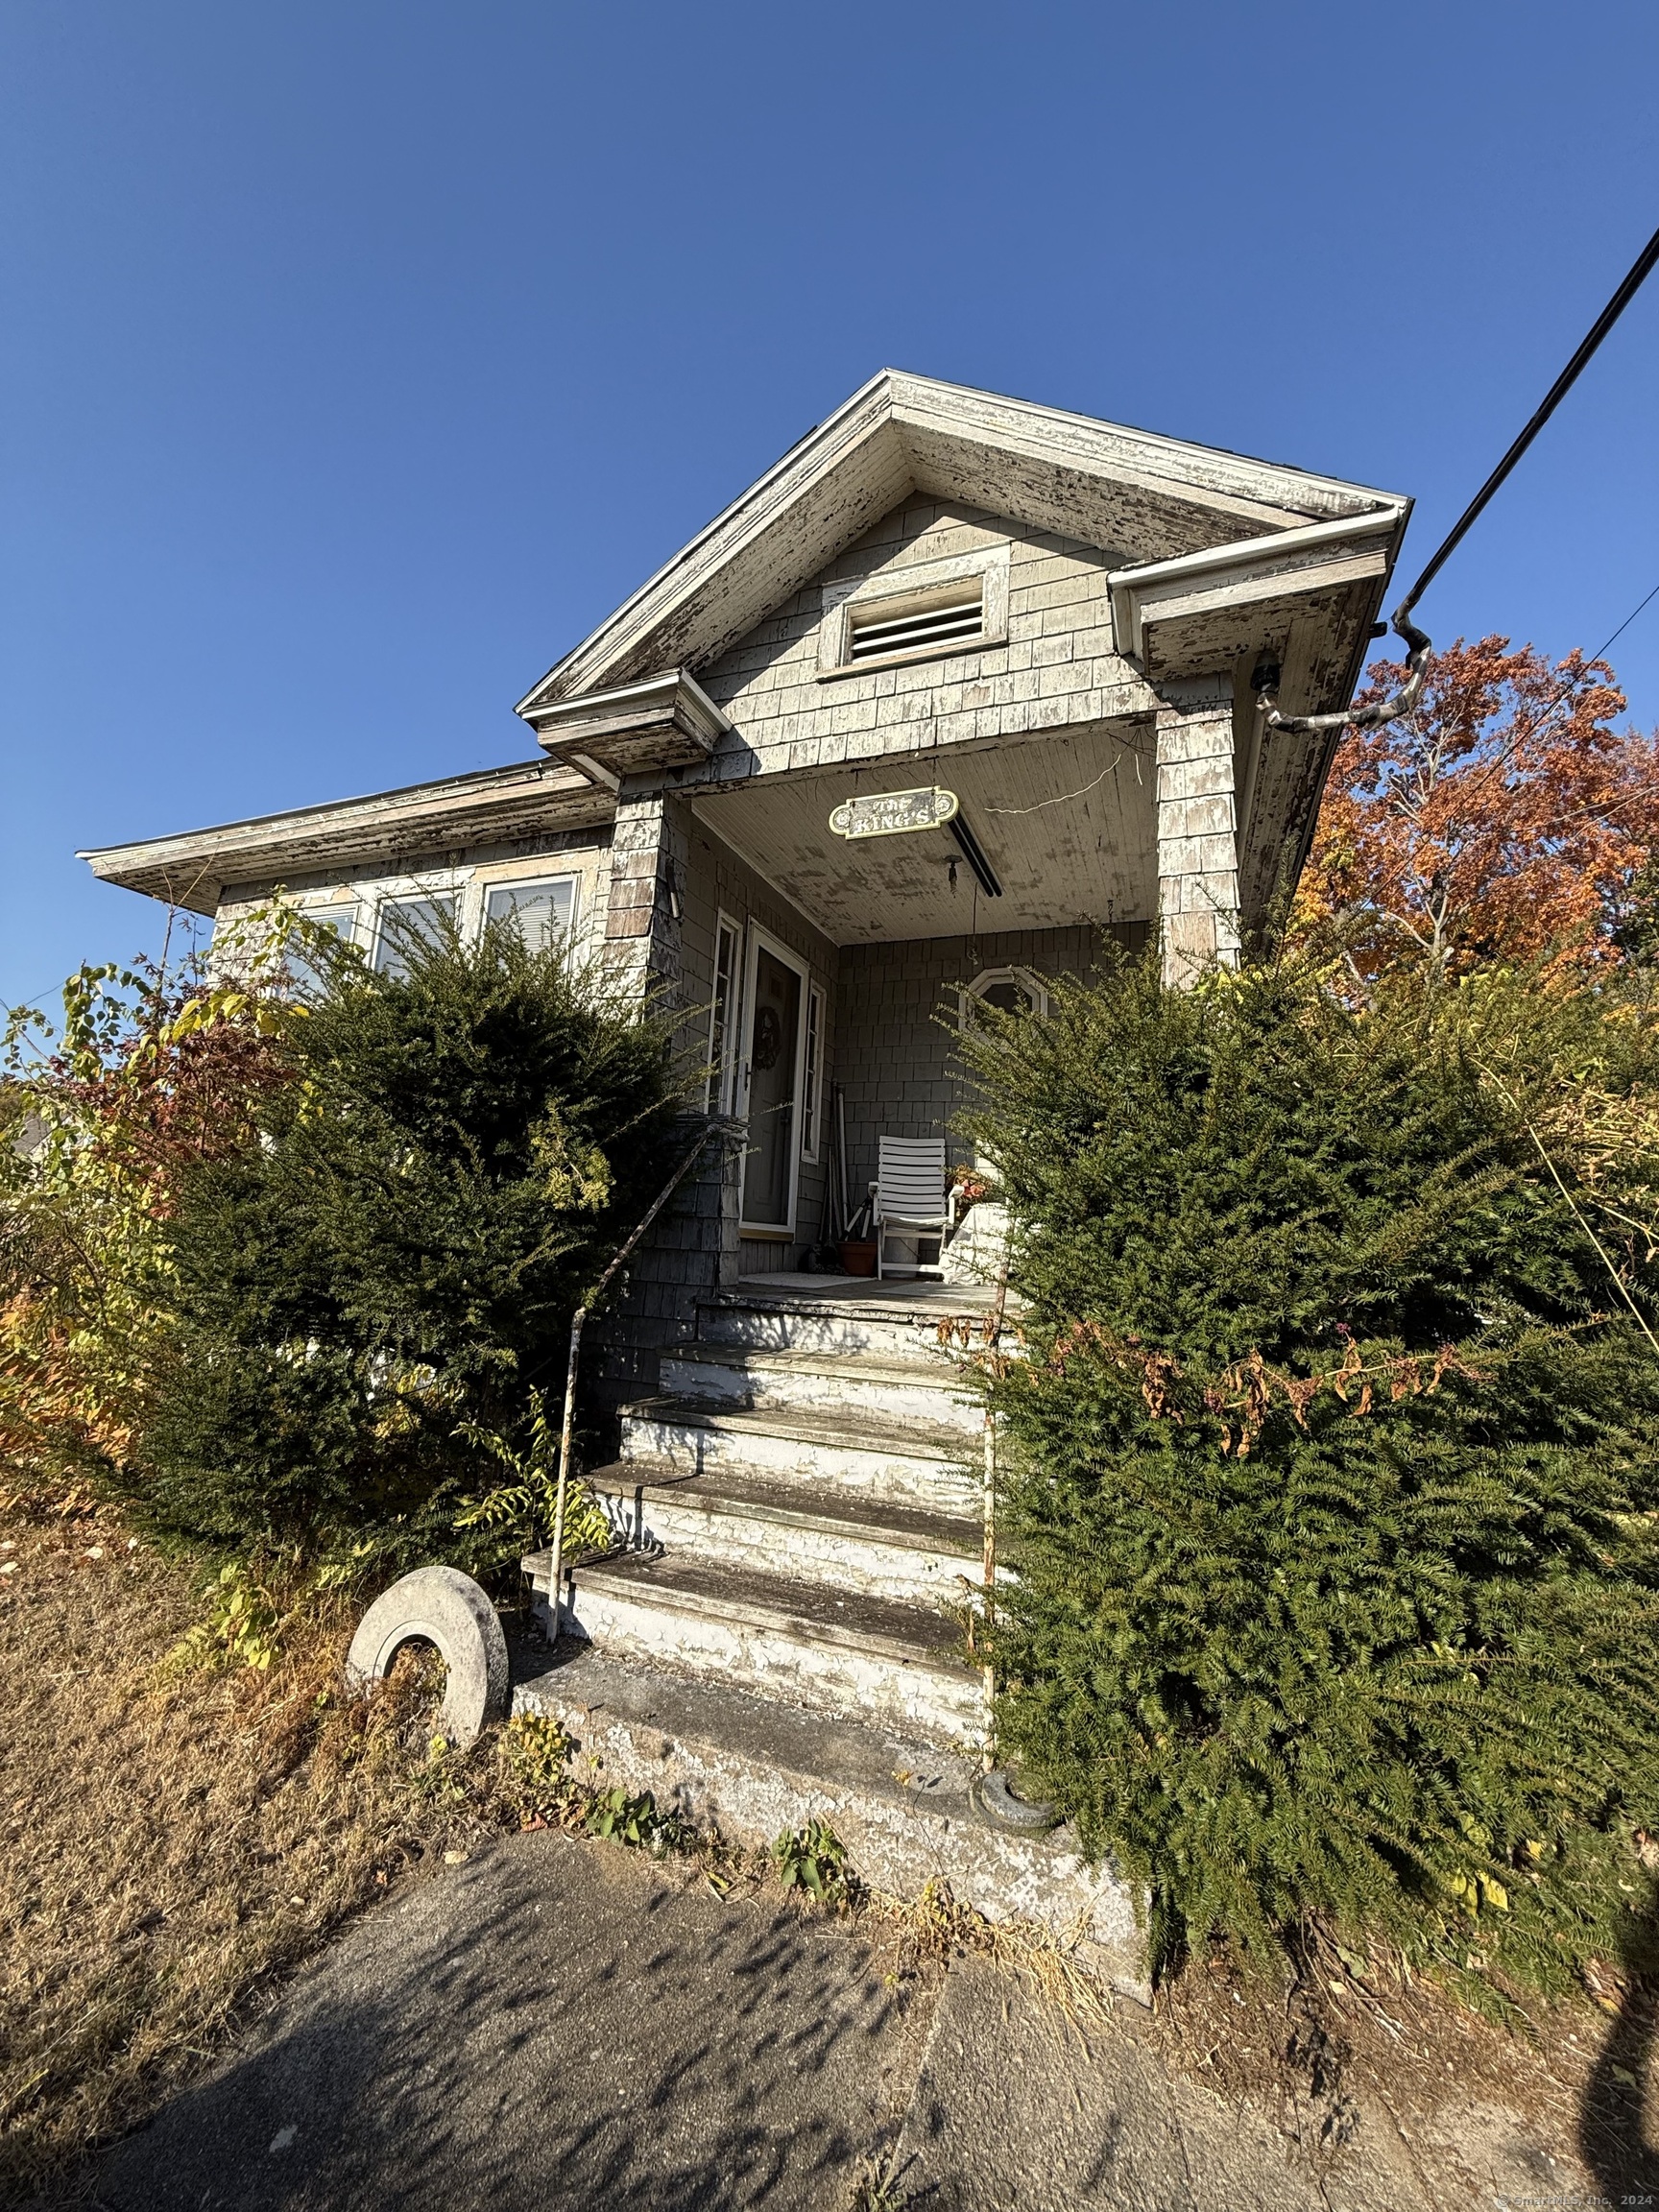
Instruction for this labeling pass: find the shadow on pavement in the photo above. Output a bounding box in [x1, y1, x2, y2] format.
[1578, 1870, 1659, 2200]
[63, 1829, 921, 2212]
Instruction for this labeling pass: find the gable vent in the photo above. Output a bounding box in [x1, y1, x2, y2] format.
[849, 589, 983, 661]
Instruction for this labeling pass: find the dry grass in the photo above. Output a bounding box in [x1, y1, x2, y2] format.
[0, 1492, 514, 2201]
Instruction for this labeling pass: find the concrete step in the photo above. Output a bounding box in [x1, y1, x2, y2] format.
[701, 1281, 1004, 1363]
[618, 1396, 981, 1515]
[584, 1459, 988, 1607]
[660, 1341, 983, 1434]
[521, 1548, 984, 1748]
[510, 1644, 1147, 2001]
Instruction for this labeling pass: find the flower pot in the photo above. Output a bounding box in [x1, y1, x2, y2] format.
[839, 1239, 878, 1277]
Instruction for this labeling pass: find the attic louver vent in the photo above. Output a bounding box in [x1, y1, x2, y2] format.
[849, 589, 983, 661]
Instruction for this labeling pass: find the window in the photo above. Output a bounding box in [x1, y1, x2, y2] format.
[707, 913, 741, 1114]
[286, 900, 357, 994]
[485, 874, 579, 955]
[802, 982, 826, 1162]
[960, 967, 1049, 1028]
[848, 588, 982, 661]
[373, 894, 457, 979]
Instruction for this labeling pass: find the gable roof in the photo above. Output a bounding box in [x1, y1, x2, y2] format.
[517, 370, 1408, 717]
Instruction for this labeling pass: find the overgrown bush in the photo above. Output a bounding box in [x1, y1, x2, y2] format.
[2, 932, 299, 1491]
[960, 949, 1659, 1994]
[124, 917, 683, 1570]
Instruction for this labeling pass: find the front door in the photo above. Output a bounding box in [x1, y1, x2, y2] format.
[739, 929, 805, 1233]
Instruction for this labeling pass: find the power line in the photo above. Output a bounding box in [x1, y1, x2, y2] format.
[1526, 576, 1659, 748]
[1433, 572, 1659, 810]
[1266, 218, 1659, 738]
[1398, 222, 1659, 621]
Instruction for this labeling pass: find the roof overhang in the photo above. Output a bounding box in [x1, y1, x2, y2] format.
[1107, 509, 1401, 683]
[80, 758, 613, 914]
[522, 669, 733, 779]
[517, 369, 1410, 718]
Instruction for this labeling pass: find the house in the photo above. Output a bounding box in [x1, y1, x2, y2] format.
[82, 373, 1410, 1971]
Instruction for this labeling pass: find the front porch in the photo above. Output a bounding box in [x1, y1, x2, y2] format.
[673, 725, 1166, 1281]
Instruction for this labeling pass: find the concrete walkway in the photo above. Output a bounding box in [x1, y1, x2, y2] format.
[63, 1830, 1641, 2212]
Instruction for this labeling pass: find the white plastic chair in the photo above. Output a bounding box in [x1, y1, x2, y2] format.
[871, 1137, 959, 1280]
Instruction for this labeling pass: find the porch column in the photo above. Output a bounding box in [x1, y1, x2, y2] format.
[602, 785, 685, 1005]
[1154, 684, 1240, 989]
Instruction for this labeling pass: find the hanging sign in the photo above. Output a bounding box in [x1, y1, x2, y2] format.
[829, 786, 959, 841]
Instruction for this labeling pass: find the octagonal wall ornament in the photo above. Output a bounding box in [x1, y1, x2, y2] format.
[829, 786, 960, 841]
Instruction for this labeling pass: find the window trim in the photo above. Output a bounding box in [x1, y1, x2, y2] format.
[297, 895, 361, 949]
[817, 544, 1010, 681]
[482, 870, 582, 956]
[802, 980, 826, 1164]
[371, 888, 462, 976]
[959, 966, 1050, 1027]
[707, 910, 743, 1116]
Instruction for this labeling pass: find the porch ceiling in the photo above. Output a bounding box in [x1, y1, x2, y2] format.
[689, 726, 1156, 946]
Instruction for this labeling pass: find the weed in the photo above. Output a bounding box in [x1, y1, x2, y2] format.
[417, 1730, 470, 1810]
[584, 1785, 690, 1857]
[499, 1710, 576, 1824]
[162, 1559, 285, 1672]
[773, 1819, 854, 1907]
[847, 2144, 911, 2210]
[455, 1390, 616, 1559]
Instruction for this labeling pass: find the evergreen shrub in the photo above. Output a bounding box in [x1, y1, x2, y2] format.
[130, 919, 682, 1570]
[960, 950, 1659, 1991]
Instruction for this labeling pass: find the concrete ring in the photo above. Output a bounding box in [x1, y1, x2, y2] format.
[970, 1767, 1056, 1835]
[344, 1566, 509, 1748]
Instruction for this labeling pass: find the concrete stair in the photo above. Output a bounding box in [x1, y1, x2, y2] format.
[522, 1550, 984, 1745]
[517, 1271, 1145, 1997]
[660, 1341, 983, 1433]
[617, 1397, 979, 1513]
[522, 1276, 991, 1745]
[578, 1461, 984, 1606]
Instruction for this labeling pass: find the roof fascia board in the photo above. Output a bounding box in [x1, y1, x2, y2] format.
[516, 374, 902, 716]
[523, 667, 735, 740]
[81, 758, 613, 912]
[518, 370, 1410, 721]
[890, 373, 1407, 524]
[1107, 508, 1409, 661]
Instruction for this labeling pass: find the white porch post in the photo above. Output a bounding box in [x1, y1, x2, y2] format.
[1154, 685, 1241, 990]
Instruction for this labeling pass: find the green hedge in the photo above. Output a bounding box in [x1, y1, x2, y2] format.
[961, 951, 1659, 1992]
[129, 921, 682, 1570]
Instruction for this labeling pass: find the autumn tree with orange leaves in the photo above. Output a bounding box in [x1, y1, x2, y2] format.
[1294, 635, 1659, 983]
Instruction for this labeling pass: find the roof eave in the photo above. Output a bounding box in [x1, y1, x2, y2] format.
[81, 757, 614, 915]
[516, 369, 1412, 721]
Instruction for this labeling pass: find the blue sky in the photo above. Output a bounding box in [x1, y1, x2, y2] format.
[4, 0, 1657, 1011]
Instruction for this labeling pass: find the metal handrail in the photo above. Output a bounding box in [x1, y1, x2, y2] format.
[544, 1115, 743, 1631]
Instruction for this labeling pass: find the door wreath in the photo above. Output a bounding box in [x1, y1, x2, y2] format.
[753, 1004, 783, 1071]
